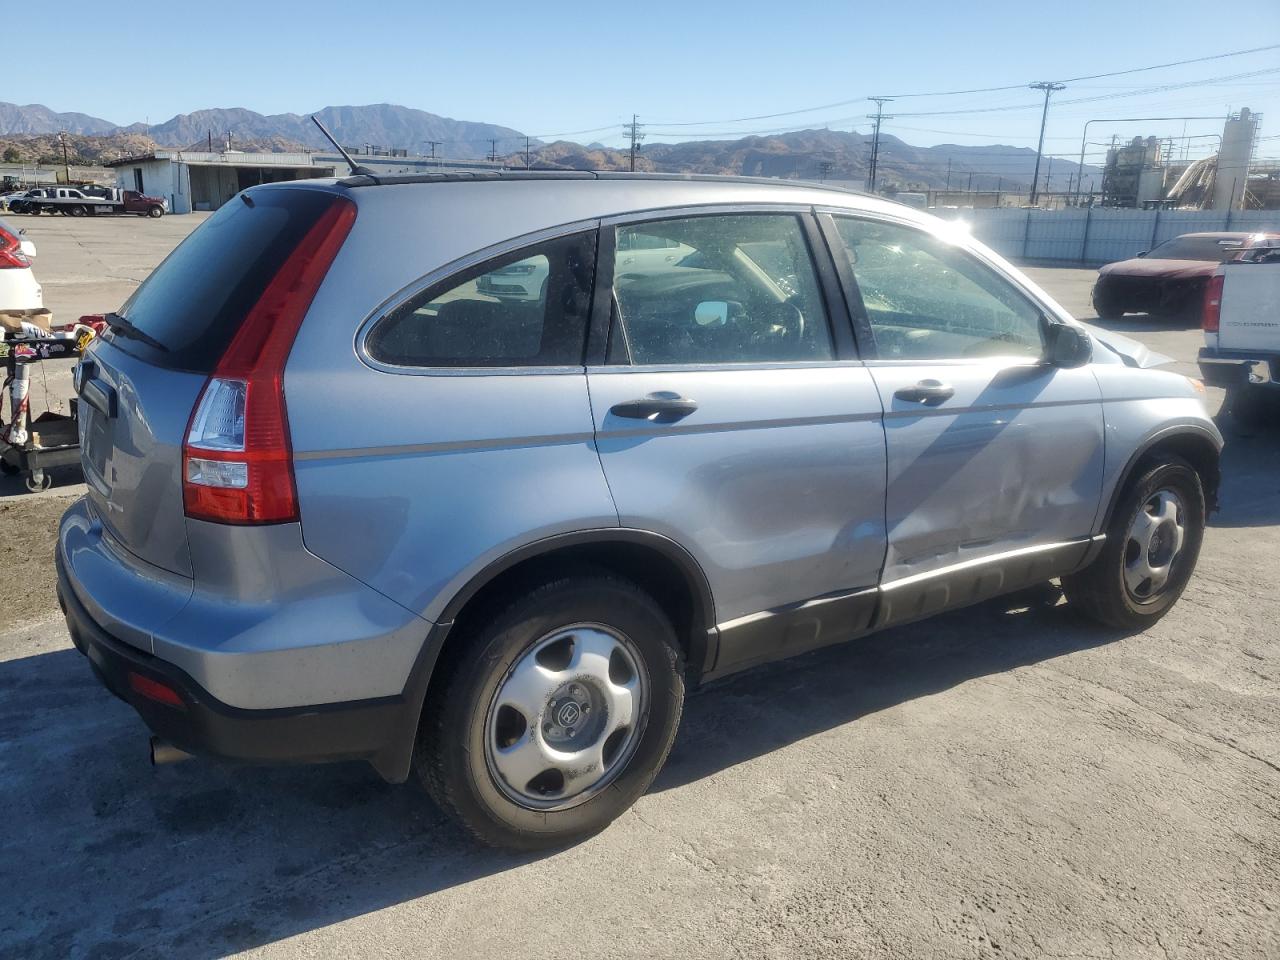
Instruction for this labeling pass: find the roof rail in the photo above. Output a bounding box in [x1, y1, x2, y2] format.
[336, 168, 868, 197]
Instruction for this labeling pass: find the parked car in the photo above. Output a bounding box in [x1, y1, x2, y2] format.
[6, 189, 48, 215]
[0, 217, 41, 311]
[1198, 238, 1280, 426]
[1092, 231, 1280, 320]
[58, 173, 1222, 850]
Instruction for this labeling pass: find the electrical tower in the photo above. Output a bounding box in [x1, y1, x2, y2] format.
[422, 140, 442, 161]
[487, 139, 500, 163]
[625, 115, 645, 172]
[866, 98, 893, 193]
[1028, 81, 1066, 206]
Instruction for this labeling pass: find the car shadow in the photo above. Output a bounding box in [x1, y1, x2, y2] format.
[1, 583, 1125, 959]
[1209, 410, 1280, 527]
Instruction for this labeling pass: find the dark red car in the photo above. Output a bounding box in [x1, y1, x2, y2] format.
[1092, 231, 1280, 320]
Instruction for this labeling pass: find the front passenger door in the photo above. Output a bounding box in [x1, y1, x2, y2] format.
[825, 214, 1105, 622]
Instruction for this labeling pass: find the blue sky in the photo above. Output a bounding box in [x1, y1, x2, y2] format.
[18, 0, 1280, 165]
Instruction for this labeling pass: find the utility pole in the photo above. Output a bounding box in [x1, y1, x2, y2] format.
[1044, 156, 1054, 200]
[967, 171, 974, 192]
[58, 132, 71, 184]
[945, 157, 952, 190]
[866, 98, 893, 193]
[625, 115, 644, 172]
[487, 139, 503, 164]
[1028, 81, 1066, 206]
[422, 140, 441, 161]
[525, 136, 532, 169]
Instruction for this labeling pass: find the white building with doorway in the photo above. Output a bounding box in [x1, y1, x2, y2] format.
[105, 150, 501, 213]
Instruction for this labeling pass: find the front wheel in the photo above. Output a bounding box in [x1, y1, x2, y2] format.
[1092, 287, 1122, 320]
[147, 205, 163, 218]
[1063, 458, 1205, 630]
[416, 571, 685, 850]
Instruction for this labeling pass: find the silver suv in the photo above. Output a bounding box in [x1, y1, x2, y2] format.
[58, 173, 1222, 849]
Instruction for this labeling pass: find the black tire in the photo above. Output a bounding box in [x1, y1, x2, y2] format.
[0, 459, 18, 476]
[147, 205, 163, 218]
[1092, 288, 1122, 320]
[1063, 457, 1205, 630]
[67, 205, 86, 217]
[416, 570, 685, 850]
[27, 205, 40, 216]
[1226, 383, 1273, 430]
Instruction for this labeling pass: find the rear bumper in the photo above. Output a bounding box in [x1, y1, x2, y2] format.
[56, 497, 451, 782]
[1198, 347, 1280, 390]
[57, 546, 444, 782]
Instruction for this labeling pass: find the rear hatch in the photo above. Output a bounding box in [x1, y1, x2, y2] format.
[77, 187, 343, 576]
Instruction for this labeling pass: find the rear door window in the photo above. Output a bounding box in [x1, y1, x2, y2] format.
[367, 231, 597, 368]
[112, 188, 339, 371]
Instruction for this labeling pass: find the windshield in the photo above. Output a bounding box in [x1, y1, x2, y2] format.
[1145, 236, 1246, 262]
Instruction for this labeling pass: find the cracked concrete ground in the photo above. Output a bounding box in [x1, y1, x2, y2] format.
[0, 215, 1276, 959]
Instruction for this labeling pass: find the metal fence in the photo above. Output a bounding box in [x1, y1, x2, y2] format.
[933, 207, 1280, 266]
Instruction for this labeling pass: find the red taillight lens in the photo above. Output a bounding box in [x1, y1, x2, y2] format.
[1202, 273, 1224, 333]
[183, 196, 356, 524]
[0, 229, 29, 269]
[128, 671, 186, 709]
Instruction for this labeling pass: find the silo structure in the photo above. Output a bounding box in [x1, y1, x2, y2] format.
[1211, 108, 1258, 211]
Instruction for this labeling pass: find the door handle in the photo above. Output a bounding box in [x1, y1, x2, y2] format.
[610, 394, 699, 422]
[894, 380, 955, 405]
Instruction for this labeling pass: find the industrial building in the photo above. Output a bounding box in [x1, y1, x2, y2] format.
[1100, 109, 1274, 210]
[104, 149, 501, 213]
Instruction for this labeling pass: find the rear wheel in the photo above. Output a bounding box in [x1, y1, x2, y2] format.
[1063, 458, 1205, 630]
[27, 205, 40, 216]
[67, 205, 86, 217]
[416, 571, 685, 850]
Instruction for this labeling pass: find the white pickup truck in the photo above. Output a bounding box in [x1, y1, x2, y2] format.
[1199, 243, 1280, 426]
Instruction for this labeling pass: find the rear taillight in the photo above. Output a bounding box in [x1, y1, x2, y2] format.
[0, 229, 29, 269]
[183, 196, 355, 524]
[1201, 273, 1224, 333]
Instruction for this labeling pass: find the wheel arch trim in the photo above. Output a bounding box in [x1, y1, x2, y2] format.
[1099, 423, 1222, 535]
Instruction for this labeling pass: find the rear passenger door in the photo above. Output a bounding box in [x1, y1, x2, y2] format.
[821, 212, 1104, 624]
[585, 209, 888, 674]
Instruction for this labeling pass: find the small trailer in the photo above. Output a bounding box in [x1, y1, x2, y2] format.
[24, 186, 167, 218]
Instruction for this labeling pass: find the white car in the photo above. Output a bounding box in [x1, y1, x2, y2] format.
[0, 217, 42, 311]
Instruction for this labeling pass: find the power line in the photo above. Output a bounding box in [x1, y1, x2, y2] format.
[644, 43, 1279, 128]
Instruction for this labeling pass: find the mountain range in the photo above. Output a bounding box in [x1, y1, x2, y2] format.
[0, 102, 1099, 192]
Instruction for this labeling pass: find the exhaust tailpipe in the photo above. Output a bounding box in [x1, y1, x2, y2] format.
[149, 736, 193, 766]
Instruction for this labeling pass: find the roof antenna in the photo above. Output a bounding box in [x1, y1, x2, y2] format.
[311, 115, 374, 176]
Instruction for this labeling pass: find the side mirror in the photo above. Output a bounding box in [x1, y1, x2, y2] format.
[1046, 323, 1092, 368]
[694, 300, 729, 328]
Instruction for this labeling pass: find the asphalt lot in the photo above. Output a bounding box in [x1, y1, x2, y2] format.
[0, 212, 1277, 959]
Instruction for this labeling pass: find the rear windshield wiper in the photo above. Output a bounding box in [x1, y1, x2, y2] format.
[104, 312, 169, 353]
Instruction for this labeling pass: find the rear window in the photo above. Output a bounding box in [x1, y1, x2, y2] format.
[110, 188, 338, 371]
[1146, 236, 1247, 262]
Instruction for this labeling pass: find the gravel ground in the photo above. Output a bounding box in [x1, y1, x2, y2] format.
[0, 213, 1276, 959]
